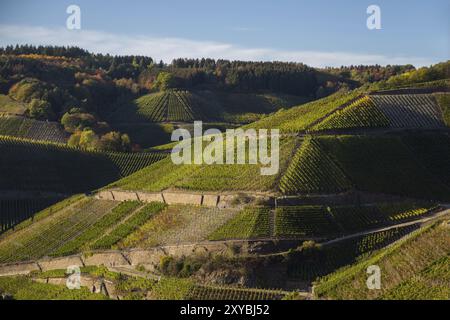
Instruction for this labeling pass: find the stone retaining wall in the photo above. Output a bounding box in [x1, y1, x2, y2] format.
[163, 192, 203, 205]
[83, 252, 130, 267]
[95, 190, 251, 208]
[0, 262, 40, 276]
[0, 240, 279, 277]
[39, 256, 85, 272]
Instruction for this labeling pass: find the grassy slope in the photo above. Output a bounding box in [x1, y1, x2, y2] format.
[314, 221, 450, 300]
[0, 94, 27, 115]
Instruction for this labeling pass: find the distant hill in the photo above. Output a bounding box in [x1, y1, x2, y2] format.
[107, 89, 308, 124]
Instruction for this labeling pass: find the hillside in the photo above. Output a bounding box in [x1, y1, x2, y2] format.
[0, 60, 449, 301]
[0, 115, 68, 143]
[247, 79, 450, 133]
[0, 136, 167, 195]
[108, 89, 308, 124]
[280, 133, 450, 200]
[110, 136, 300, 192]
[0, 136, 166, 231]
[314, 219, 450, 300]
[312, 92, 449, 131]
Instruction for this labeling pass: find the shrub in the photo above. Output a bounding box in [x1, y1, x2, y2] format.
[27, 98, 54, 120]
[154, 72, 177, 91]
[61, 111, 97, 133]
[98, 131, 131, 152]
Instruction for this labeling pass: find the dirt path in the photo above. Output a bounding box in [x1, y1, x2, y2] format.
[322, 208, 449, 246]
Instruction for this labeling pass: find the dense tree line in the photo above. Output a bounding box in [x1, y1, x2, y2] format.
[0, 45, 351, 96]
[1, 45, 441, 151]
[322, 64, 416, 83]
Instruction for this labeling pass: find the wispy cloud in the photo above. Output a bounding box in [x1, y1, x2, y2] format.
[0, 24, 437, 67]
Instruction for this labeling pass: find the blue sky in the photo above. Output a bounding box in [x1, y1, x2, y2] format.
[0, 0, 448, 67]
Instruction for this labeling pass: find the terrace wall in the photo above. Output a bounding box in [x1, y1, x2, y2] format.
[95, 189, 264, 208]
[0, 240, 291, 276]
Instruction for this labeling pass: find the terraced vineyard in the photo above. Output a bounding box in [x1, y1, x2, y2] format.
[0, 198, 118, 263]
[275, 206, 340, 238]
[287, 224, 421, 281]
[187, 285, 287, 300]
[311, 92, 449, 131]
[247, 89, 364, 133]
[111, 136, 299, 192]
[0, 115, 68, 143]
[208, 207, 271, 240]
[370, 94, 445, 128]
[91, 202, 166, 250]
[0, 136, 167, 194]
[117, 205, 238, 248]
[312, 96, 390, 131]
[401, 133, 450, 187]
[108, 90, 215, 123]
[50, 201, 143, 256]
[274, 202, 434, 239]
[314, 221, 450, 299]
[279, 137, 351, 194]
[317, 135, 450, 200]
[381, 256, 449, 300]
[108, 90, 307, 125]
[0, 197, 63, 232]
[329, 202, 434, 233]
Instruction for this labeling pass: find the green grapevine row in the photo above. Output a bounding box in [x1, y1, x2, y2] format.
[0, 116, 67, 143]
[371, 94, 444, 128]
[0, 197, 63, 233]
[279, 137, 351, 194]
[312, 96, 390, 131]
[208, 207, 270, 240]
[0, 135, 166, 194]
[50, 201, 142, 256]
[0, 199, 118, 263]
[287, 224, 420, 280]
